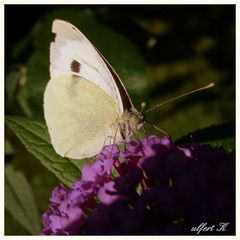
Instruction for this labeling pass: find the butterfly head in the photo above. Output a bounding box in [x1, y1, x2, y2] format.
[119, 107, 145, 140]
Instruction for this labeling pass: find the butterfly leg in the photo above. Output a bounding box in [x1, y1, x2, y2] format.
[108, 122, 121, 158]
[142, 124, 148, 136]
[102, 135, 111, 148]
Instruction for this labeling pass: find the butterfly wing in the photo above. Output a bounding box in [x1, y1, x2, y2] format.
[96, 50, 133, 111]
[44, 74, 122, 159]
[50, 19, 133, 114]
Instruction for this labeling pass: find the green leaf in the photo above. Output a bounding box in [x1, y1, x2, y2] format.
[5, 115, 80, 187]
[5, 165, 41, 234]
[175, 121, 235, 152]
[70, 157, 95, 170]
[204, 137, 235, 152]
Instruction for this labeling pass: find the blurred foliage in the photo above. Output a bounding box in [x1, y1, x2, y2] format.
[5, 165, 41, 234]
[5, 5, 235, 235]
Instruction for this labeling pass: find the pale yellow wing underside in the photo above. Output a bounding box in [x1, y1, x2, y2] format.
[44, 74, 122, 159]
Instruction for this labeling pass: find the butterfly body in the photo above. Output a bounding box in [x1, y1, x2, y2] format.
[44, 19, 144, 159]
[117, 108, 144, 140]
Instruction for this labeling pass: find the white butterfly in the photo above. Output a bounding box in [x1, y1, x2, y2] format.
[44, 19, 144, 159]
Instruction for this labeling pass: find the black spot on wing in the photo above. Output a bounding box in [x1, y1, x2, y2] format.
[71, 59, 81, 73]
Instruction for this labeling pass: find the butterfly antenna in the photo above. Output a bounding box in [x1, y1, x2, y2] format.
[140, 102, 146, 114]
[145, 82, 215, 113]
[145, 120, 169, 135]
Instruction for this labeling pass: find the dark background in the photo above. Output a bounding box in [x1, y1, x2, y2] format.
[5, 5, 235, 69]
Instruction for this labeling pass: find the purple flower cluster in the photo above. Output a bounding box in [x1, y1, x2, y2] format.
[42, 135, 235, 235]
